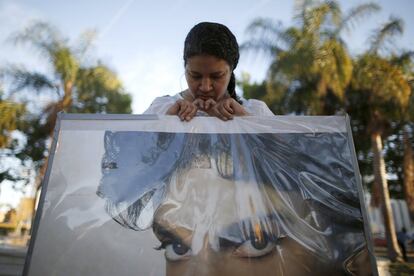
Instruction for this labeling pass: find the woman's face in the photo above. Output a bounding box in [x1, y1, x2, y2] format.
[185, 55, 232, 102]
[152, 166, 317, 276]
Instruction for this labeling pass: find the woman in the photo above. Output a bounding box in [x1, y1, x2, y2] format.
[143, 22, 274, 120]
[97, 131, 372, 275]
[97, 22, 372, 275]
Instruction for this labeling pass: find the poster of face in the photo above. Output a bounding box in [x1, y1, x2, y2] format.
[24, 115, 377, 276]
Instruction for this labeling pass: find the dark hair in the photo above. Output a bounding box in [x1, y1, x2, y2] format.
[183, 22, 242, 104]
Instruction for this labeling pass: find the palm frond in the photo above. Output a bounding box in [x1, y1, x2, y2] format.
[2, 65, 57, 95]
[242, 18, 288, 56]
[390, 51, 414, 68]
[245, 18, 281, 35]
[52, 47, 80, 83]
[369, 16, 404, 54]
[293, 0, 315, 26]
[9, 21, 65, 60]
[325, 0, 342, 26]
[339, 3, 380, 33]
[303, 4, 330, 34]
[74, 29, 97, 61]
[296, 1, 341, 34]
[240, 40, 281, 57]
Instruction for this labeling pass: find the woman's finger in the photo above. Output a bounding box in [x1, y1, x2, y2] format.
[208, 105, 228, 121]
[223, 99, 234, 114]
[178, 101, 190, 116]
[204, 99, 216, 110]
[185, 105, 198, 121]
[182, 104, 197, 121]
[218, 103, 233, 119]
[193, 99, 205, 110]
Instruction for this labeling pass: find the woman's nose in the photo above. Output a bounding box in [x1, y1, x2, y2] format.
[200, 77, 212, 92]
[191, 247, 221, 275]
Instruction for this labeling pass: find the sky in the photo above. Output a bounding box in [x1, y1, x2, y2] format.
[1, 0, 413, 114]
[0, 0, 413, 206]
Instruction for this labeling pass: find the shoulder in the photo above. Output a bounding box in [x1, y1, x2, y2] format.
[153, 94, 181, 103]
[142, 93, 182, 114]
[241, 98, 275, 116]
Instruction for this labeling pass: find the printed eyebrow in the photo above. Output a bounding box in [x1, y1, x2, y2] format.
[218, 237, 243, 249]
[218, 215, 281, 239]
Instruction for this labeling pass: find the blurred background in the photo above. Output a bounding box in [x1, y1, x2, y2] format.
[0, 0, 413, 275]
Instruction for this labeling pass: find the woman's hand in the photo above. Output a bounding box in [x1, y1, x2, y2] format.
[204, 98, 249, 121]
[167, 97, 248, 121]
[166, 99, 198, 121]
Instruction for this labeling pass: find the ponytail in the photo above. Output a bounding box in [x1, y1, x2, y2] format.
[228, 72, 242, 104]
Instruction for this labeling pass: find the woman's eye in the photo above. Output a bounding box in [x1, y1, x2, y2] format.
[211, 75, 224, 80]
[233, 236, 275, 258]
[190, 74, 202, 79]
[164, 241, 192, 261]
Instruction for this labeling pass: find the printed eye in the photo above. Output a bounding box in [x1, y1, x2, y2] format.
[164, 241, 192, 261]
[233, 234, 275, 258]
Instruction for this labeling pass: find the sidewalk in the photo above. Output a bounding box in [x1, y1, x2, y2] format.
[375, 246, 414, 275]
[0, 246, 26, 276]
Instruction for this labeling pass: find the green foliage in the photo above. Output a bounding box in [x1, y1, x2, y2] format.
[0, 91, 25, 148]
[242, 0, 373, 115]
[1, 21, 132, 184]
[72, 65, 132, 114]
[238, 73, 267, 100]
[242, 1, 413, 199]
[370, 17, 404, 54]
[350, 54, 410, 126]
[238, 72, 288, 114]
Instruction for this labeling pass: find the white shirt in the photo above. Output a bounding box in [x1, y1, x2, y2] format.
[143, 93, 274, 116]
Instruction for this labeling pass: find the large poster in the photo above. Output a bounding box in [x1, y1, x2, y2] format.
[24, 115, 377, 276]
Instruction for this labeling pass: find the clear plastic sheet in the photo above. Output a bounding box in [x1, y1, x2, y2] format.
[24, 115, 377, 276]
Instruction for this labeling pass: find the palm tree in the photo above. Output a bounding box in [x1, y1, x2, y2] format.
[242, 0, 379, 115]
[1, 21, 132, 187]
[403, 124, 414, 218]
[348, 18, 410, 262]
[389, 52, 414, 219]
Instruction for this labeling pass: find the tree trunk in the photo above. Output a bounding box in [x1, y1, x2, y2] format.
[403, 128, 414, 220]
[370, 178, 382, 207]
[371, 132, 403, 262]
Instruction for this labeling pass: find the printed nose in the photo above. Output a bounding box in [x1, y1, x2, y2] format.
[192, 247, 220, 276]
[200, 78, 212, 92]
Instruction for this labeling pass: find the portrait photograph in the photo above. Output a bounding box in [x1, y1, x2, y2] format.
[24, 115, 377, 276]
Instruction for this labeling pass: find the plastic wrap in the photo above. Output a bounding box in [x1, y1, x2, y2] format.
[24, 115, 377, 276]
